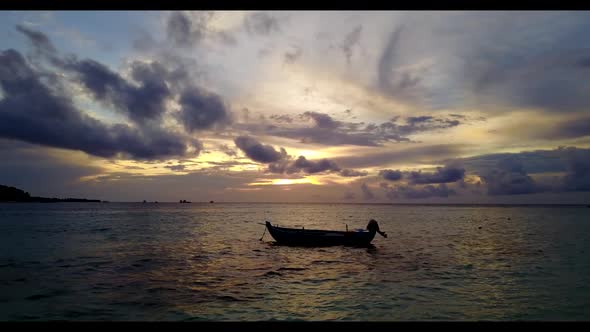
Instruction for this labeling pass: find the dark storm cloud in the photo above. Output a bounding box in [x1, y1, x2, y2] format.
[178, 88, 230, 132]
[407, 165, 465, 184]
[361, 183, 375, 200]
[480, 158, 541, 195]
[66, 56, 229, 133]
[340, 25, 362, 65]
[378, 165, 463, 186]
[16, 22, 174, 123]
[379, 169, 402, 181]
[244, 12, 280, 36]
[0, 49, 200, 160]
[14, 24, 231, 135]
[234, 135, 286, 163]
[61, 59, 171, 124]
[561, 147, 590, 191]
[441, 148, 590, 195]
[290, 156, 341, 174]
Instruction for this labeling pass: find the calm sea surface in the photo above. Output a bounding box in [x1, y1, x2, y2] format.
[1, 203, 589, 321]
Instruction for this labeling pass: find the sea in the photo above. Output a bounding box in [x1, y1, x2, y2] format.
[1, 202, 589, 321]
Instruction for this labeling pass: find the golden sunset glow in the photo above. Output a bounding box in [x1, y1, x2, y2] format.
[1, 11, 590, 204]
[249, 177, 323, 186]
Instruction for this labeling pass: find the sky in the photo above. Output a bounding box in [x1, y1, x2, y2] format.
[1, 10, 590, 203]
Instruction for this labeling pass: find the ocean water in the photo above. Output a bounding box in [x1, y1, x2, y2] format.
[1, 202, 589, 321]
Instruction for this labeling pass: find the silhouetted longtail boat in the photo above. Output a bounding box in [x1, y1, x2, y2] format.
[264, 219, 387, 247]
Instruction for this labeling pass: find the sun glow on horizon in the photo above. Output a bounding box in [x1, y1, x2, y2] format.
[248, 177, 323, 186]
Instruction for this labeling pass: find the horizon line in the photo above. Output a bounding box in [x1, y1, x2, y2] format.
[9, 201, 587, 206]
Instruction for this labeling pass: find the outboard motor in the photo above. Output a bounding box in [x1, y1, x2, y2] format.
[367, 219, 387, 238]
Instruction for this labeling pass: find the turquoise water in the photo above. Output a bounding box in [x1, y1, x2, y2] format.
[1, 203, 589, 320]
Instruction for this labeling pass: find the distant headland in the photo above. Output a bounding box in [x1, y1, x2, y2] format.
[0, 184, 101, 203]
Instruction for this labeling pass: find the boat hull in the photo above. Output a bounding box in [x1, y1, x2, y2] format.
[265, 221, 376, 247]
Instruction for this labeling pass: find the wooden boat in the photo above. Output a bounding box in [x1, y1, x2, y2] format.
[264, 219, 387, 247]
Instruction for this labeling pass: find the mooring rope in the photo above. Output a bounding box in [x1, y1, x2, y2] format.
[259, 224, 267, 241]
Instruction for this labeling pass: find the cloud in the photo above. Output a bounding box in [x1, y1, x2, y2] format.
[17, 24, 231, 133]
[334, 144, 469, 169]
[290, 156, 341, 174]
[379, 169, 402, 181]
[480, 158, 541, 195]
[302, 111, 340, 129]
[0, 49, 200, 160]
[268, 156, 367, 177]
[234, 135, 286, 163]
[561, 147, 590, 191]
[269, 114, 294, 123]
[65, 59, 172, 124]
[339, 169, 368, 177]
[340, 25, 362, 64]
[439, 147, 590, 195]
[383, 183, 456, 199]
[443, 149, 568, 175]
[379, 165, 464, 186]
[178, 88, 230, 132]
[470, 48, 590, 112]
[234, 136, 366, 177]
[165, 164, 186, 172]
[244, 12, 280, 36]
[16, 24, 57, 57]
[166, 11, 214, 47]
[377, 25, 427, 104]
[17, 25, 172, 124]
[284, 46, 303, 65]
[407, 165, 465, 184]
[167, 12, 195, 46]
[0, 140, 103, 198]
[546, 116, 590, 140]
[361, 183, 375, 200]
[219, 144, 238, 157]
[235, 111, 463, 148]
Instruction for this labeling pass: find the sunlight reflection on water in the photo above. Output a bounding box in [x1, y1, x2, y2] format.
[1, 203, 589, 320]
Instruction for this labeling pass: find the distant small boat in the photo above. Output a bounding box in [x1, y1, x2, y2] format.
[210, 200, 214, 203]
[264, 219, 387, 247]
